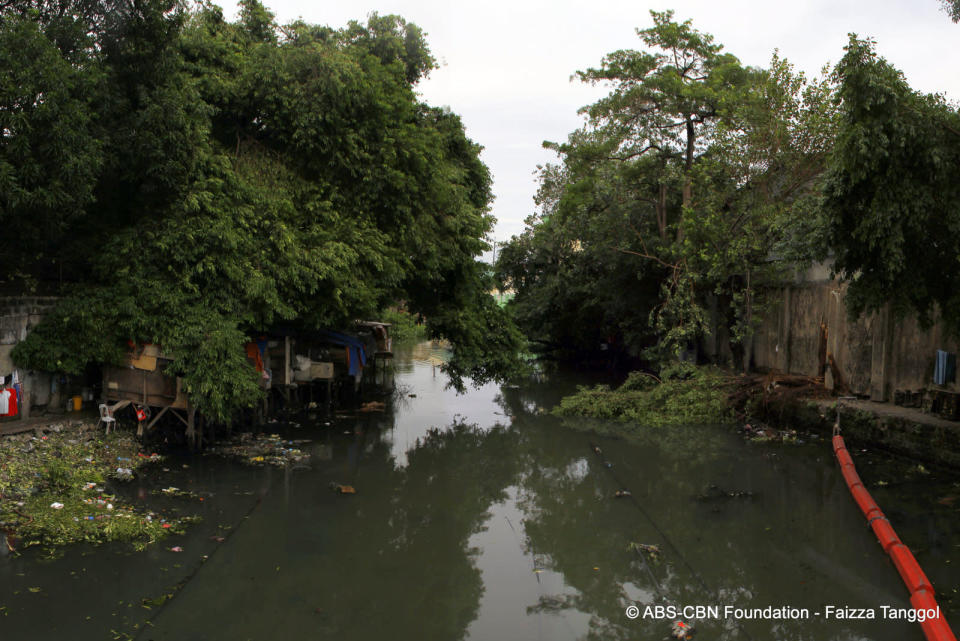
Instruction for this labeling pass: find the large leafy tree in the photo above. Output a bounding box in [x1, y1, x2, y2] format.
[7, 0, 522, 419]
[498, 13, 836, 369]
[575, 10, 752, 238]
[0, 9, 103, 279]
[821, 35, 960, 331]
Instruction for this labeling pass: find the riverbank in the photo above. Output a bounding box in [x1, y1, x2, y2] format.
[0, 420, 195, 555]
[778, 398, 960, 470]
[552, 365, 960, 469]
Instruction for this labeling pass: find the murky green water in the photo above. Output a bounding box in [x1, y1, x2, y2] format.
[2, 343, 959, 640]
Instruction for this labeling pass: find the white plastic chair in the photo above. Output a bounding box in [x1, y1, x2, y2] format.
[97, 403, 116, 435]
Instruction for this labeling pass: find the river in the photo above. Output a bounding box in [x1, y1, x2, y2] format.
[2, 342, 959, 640]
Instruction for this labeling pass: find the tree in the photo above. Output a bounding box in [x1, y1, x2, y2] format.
[576, 10, 752, 238]
[9, 2, 523, 419]
[0, 13, 103, 281]
[499, 14, 837, 370]
[821, 35, 960, 332]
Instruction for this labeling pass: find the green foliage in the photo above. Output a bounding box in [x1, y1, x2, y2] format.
[380, 307, 427, 342]
[553, 365, 733, 429]
[822, 36, 960, 332]
[6, 1, 522, 419]
[0, 15, 103, 272]
[498, 12, 836, 370]
[428, 270, 529, 391]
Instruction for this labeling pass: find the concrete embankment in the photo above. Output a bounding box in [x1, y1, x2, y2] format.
[784, 398, 960, 469]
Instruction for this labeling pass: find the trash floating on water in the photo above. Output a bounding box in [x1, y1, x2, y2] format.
[614, 490, 631, 498]
[170, 546, 183, 552]
[329, 483, 356, 495]
[155, 487, 205, 501]
[627, 542, 661, 561]
[695, 484, 755, 502]
[207, 433, 311, 467]
[671, 620, 695, 639]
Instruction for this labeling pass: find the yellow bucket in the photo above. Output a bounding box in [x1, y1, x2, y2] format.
[72, 395, 82, 411]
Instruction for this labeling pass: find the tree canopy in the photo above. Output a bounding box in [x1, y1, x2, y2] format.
[3, 0, 523, 419]
[497, 11, 835, 370]
[821, 35, 960, 331]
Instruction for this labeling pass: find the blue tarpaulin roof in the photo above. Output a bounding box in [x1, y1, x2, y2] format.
[318, 330, 367, 376]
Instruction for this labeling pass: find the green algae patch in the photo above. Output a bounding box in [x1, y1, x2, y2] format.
[0, 423, 193, 553]
[553, 366, 734, 430]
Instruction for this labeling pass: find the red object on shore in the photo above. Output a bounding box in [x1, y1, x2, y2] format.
[833, 434, 957, 641]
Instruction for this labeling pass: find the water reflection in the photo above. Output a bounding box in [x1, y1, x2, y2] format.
[1, 343, 956, 641]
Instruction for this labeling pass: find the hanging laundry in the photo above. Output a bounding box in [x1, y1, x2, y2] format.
[7, 388, 18, 417]
[245, 342, 265, 373]
[12, 369, 22, 406]
[1, 388, 17, 417]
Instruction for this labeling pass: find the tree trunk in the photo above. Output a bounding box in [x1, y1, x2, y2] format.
[678, 118, 696, 243]
[743, 267, 753, 374]
[656, 183, 667, 241]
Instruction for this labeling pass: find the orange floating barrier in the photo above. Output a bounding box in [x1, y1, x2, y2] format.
[833, 435, 956, 641]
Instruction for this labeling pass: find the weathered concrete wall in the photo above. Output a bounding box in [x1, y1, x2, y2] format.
[0, 296, 59, 412]
[746, 278, 959, 398]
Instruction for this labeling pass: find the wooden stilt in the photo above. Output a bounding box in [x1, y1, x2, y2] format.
[186, 406, 197, 450]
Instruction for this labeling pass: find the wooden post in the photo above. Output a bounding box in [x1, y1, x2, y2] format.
[186, 406, 197, 450]
[20, 389, 30, 421]
[779, 286, 793, 374]
[284, 336, 291, 385]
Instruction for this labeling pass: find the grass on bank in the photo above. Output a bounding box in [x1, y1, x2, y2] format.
[552, 364, 735, 428]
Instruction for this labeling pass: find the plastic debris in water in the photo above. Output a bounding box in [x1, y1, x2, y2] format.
[627, 542, 661, 560]
[671, 620, 695, 639]
[170, 546, 183, 552]
[614, 490, 631, 498]
[329, 483, 356, 495]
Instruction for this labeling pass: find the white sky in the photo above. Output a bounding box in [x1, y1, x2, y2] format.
[216, 0, 959, 247]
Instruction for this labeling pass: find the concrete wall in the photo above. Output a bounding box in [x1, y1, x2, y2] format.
[744, 278, 959, 399]
[0, 296, 59, 413]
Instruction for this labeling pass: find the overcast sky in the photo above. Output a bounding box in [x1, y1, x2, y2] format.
[216, 0, 959, 246]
